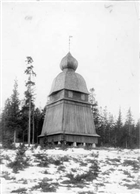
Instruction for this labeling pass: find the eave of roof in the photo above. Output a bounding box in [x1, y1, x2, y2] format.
[49, 69, 89, 96]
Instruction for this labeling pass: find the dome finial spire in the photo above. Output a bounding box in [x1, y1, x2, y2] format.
[69, 36, 73, 52]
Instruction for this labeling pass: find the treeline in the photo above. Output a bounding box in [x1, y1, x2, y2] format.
[0, 87, 45, 147]
[0, 82, 139, 149]
[90, 89, 139, 149]
[0, 58, 139, 149]
[96, 107, 139, 149]
[0, 57, 45, 148]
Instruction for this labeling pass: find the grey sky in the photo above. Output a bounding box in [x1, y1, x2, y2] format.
[1, 1, 139, 121]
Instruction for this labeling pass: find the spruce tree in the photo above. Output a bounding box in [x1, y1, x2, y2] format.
[89, 88, 99, 128]
[1, 98, 12, 147]
[135, 119, 140, 148]
[96, 107, 105, 146]
[10, 80, 21, 144]
[124, 108, 134, 148]
[1, 80, 21, 147]
[102, 106, 108, 145]
[108, 113, 115, 146]
[115, 108, 123, 147]
[34, 108, 43, 143]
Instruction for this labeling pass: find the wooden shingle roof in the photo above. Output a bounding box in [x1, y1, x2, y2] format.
[49, 52, 89, 95]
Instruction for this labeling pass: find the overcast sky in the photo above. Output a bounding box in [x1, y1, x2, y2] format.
[1, 1, 139, 122]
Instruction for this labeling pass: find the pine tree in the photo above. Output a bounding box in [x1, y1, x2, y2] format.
[24, 56, 36, 146]
[20, 100, 29, 143]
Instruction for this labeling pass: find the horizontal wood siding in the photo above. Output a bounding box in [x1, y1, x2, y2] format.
[49, 90, 64, 104]
[65, 90, 88, 102]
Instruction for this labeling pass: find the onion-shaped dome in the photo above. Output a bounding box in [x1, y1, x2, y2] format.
[49, 52, 89, 96]
[60, 52, 78, 71]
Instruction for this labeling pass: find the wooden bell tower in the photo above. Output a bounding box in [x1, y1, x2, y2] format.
[39, 52, 99, 146]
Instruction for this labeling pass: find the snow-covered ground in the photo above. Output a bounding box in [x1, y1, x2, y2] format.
[0, 145, 140, 194]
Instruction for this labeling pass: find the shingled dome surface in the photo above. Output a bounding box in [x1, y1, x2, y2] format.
[49, 52, 89, 96]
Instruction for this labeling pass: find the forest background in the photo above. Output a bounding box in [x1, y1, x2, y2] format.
[0, 57, 139, 149]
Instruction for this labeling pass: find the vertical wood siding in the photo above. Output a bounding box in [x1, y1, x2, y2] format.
[41, 102, 63, 135]
[63, 100, 96, 135]
[39, 90, 99, 144]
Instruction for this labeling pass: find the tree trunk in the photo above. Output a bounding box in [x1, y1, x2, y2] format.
[32, 111, 34, 144]
[28, 97, 31, 147]
[126, 137, 128, 149]
[14, 130, 16, 145]
[114, 131, 116, 147]
[23, 131, 24, 144]
[109, 128, 110, 144]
